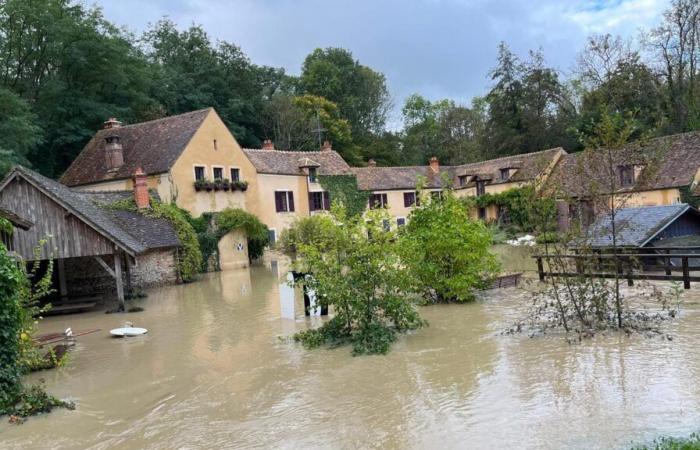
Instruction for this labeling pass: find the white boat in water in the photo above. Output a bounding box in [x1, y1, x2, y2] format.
[110, 327, 148, 337]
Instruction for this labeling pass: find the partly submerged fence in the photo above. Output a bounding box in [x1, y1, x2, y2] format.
[533, 246, 700, 289]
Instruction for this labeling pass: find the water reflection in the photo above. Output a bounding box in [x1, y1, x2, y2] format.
[3, 265, 700, 449]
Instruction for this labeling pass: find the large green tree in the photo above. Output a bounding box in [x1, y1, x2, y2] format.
[299, 48, 391, 139]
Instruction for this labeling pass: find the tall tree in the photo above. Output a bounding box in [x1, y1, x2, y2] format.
[299, 48, 391, 139]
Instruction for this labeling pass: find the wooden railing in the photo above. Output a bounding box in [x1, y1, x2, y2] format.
[533, 246, 700, 289]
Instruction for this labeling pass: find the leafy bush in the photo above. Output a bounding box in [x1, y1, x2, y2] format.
[400, 188, 500, 303]
[278, 214, 338, 255]
[292, 206, 425, 355]
[0, 231, 23, 408]
[466, 186, 555, 232]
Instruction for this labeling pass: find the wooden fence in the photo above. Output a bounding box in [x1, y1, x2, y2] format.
[533, 246, 700, 289]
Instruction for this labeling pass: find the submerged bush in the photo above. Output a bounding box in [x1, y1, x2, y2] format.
[400, 187, 500, 303]
[292, 206, 425, 355]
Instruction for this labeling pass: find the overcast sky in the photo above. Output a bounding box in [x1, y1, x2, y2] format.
[91, 0, 669, 124]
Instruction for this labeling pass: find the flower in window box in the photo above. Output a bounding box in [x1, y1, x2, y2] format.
[234, 180, 249, 191]
[213, 178, 224, 191]
[194, 179, 206, 191]
[221, 178, 231, 191]
[204, 179, 214, 191]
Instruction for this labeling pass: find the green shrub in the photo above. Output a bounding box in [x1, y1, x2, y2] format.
[214, 208, 269, 261]
[401, 188, 500, 303]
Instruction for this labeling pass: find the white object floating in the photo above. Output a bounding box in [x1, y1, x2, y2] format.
[110, 327, 148, 337]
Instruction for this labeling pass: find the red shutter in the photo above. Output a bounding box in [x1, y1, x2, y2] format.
[323, 192, 330, 210]
[275, 192, 283, 212]
[309, 192, 315, 211]
[288, 192, 295, 212]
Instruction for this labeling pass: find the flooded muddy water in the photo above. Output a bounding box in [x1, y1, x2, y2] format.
[3, 259, 700, 449]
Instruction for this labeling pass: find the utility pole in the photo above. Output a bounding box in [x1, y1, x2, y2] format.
[311, 110, 326, 150]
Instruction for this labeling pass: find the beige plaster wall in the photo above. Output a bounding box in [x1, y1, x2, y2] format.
[170, 110, 259, 217]
[255, 173, 310, 238]
[218, 229, 250, 270]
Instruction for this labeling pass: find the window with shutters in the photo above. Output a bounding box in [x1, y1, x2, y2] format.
[476, 180, 486, 196]
[369, 193, 388, 209]
[309, 191, 330, 211]
[194, 166, 206, 181]
[275, 191, 295, 212]
[230, 167, 240, 182]
[403, 191, 420, 207]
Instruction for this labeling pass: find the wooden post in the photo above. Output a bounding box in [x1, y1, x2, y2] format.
[683, 256, 690, 290]
[124, 256, 133, 299]
[114, 252, 125, 311]
[626, 256, 633, 287]
[57, 258, 68, 300]
[665, 249, 672, 276]
[537, 257, 545, 282]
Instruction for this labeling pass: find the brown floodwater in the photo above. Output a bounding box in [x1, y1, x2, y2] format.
[3, 254, 700, 449]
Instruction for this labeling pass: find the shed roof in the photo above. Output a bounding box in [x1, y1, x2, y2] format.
[584, 204, 695, 247]
[60, 108, 212, 186]
[1, 166, 180, 255]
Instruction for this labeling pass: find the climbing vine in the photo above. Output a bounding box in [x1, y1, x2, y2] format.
[214, 208, 269, 261]
[463, 186, 554, 232]
[318, 175, 369, 217]
[680, 185, 700, 208]
[108, 198, 203, 282]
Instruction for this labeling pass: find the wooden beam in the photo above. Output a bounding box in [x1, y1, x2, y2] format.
[94, 256, 115, 278]
[114, 252, 125, 311]
[124, 256, 133, 298]
[57, 259, 68, 300]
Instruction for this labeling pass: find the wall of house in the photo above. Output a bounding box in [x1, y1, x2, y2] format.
[218, 229, 249, 270]
[169, 110, 258, 217]
[255, 173, 310, 238]
[76, 173, 174, 203]
[616, 188, 682, 208]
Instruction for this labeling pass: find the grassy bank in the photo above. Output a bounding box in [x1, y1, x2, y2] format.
[634, 433, 700, 449]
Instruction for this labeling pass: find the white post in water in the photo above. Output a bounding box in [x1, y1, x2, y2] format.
[279, 272, 295, 319]
[307, 283, 321, 316]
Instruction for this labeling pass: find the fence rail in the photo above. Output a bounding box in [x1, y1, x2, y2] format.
[533, 247, 700, 289]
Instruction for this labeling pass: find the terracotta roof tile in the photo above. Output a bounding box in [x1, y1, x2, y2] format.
[242, 149, 351, 175]
[60, 109, 211, 186]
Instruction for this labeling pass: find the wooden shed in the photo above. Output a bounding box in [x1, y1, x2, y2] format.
[0, 166, 181, 312]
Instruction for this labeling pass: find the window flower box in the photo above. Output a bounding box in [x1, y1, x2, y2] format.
[194, 179, 206, 191]
[221, 178, 231, 191]
[232, 180, 249, 192]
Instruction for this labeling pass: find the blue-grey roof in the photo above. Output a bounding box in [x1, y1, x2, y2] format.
[584, 204, 693, 247]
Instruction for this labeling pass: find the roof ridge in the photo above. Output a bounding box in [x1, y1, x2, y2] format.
[455, 147, 564, 167]
[242, 148, 339, 155]
[107, 108, 212, 130]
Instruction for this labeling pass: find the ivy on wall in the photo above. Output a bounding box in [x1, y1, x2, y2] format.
[318, 175, 369, 217]
[680, 185, 700, 208]
[108, 198, 203, 282]
[464, 186, 554, 232]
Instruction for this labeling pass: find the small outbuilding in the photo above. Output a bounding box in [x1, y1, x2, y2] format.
[584, 204, 700, 249]
[0, 166, 181, 312]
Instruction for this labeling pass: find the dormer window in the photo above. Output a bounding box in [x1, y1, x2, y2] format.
[618, 165, 634, 187]
[500, 168, 510, 181]
[308, 167, 318, 183]
[458, 175, 469, 186]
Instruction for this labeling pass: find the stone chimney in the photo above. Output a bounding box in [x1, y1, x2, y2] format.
[367, 159, 377, 167]
[103, 117, 122, 129]
[429, 156, 439, 173]
[133, 167, 150, 209]
[105, 134, 124, 171]
[262, 139, 275, 150]
[321, 140, 332, 152]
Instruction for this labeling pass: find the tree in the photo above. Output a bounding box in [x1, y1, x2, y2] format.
[291, 207, 425, 355]
[299, 48, 391, 138]
[400, 185, 500, 303]
[0, 89, 42, 176]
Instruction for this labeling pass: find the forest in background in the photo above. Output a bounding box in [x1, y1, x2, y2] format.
[1, 0, 700, 178]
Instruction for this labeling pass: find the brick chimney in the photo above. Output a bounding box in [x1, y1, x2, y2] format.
[367, 159, 377, 167]
[133, 167, 149, 209]
[105, 134, 124, 171]
[103, 117, 122, 129]
[429, 156, 439, 173]
[321, 140, 332, 152]
[262, 139, 275, 150]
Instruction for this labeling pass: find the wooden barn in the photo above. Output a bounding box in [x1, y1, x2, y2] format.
[0, 166, 181, 313]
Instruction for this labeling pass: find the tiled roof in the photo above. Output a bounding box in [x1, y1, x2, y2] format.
[353, 166, 446, 191]
[584, 204, 692, 247]
[352, 148, 564, 191]
[241, 149, 351, 175]
[4, 166, 179, 255]
[60, 108, 212, 186]
[551, 131, 700, 197]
